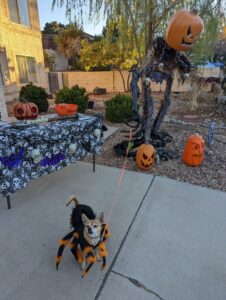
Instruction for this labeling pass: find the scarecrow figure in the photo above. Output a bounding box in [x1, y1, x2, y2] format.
[130, 66, 140, 113]
[122, 9, 204, 155]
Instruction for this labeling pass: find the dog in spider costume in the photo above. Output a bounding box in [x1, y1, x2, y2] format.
[55, 196, 110, 277]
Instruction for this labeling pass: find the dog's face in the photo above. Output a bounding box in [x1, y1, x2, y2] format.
[82, 213, 103, 241]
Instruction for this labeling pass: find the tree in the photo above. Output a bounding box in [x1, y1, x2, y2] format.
[42, 21, 66, 34]
[186, 1, 225, 64]
[55, 23, 83, 69]
[44, 51, 56, 70]
[189, 16, 219, 64]
[52, 0, 183, 62]
[79, 18, 138, 91]
[52, 0, 224, 63]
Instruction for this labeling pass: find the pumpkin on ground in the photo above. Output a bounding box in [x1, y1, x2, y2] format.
[166, 9, 204, 52]
[13, 101, 39, 120]
[136, 144, 155, 170]
[182, 134, 204, 167]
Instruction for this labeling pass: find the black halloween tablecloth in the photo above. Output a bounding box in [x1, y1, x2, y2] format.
[0, 114, 103, 197]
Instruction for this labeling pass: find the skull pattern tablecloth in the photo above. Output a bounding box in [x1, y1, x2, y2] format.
[0, 114, 103, 197]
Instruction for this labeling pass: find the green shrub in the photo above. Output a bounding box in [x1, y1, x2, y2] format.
[105, 94, 133, 123]
[19, 83, 49, 113]
[55, 85, 88, 113]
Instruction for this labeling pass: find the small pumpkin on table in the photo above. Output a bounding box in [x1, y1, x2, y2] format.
[54, 104, 78, 116]
[13, 98, 39, 120]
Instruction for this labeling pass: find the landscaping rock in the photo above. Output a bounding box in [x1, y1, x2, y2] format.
[93, 87, 107, 95]
[217, 95, 226, 105]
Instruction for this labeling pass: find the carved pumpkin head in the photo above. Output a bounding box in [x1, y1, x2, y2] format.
[54, 104, 78, 116]
[136, 144, 155, 170]
[166, 9, 204, 52]
[13, 102, 39, 120]
[182, 134, 204, 166]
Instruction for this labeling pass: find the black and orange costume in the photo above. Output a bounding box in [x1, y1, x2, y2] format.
[55, 198, 110, 277]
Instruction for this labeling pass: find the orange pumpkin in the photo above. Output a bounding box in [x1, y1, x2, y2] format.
[166, 9, 204, 52]
[13, 102, 39, 120]
[182, 134, 204, 166]
[54, 104, 78, 116]
[136, 144, 155, 170]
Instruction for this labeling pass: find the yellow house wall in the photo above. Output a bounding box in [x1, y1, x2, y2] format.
[0, 0, 48, 102]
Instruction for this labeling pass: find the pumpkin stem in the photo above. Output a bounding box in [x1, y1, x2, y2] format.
[190, 8, 198, 15]
[19, 97, 29, 103]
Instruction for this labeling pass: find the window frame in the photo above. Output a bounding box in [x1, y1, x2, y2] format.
[16, 55, 38, 85]
[8, 0, 31, 27]
[26, 56, 38, 84]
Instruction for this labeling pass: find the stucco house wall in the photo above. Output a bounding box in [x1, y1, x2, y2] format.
[0, 0, 48, 104]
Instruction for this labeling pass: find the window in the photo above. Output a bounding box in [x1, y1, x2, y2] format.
[16, 56, 38, 84]
[8, 0, 30, 26]
[27, 57, 37, 83]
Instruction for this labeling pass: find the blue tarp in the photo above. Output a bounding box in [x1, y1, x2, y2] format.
[197, 62, 224, 68]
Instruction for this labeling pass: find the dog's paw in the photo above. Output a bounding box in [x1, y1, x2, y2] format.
[81, 271, 88, 278]
[101, 264, 107, 271]
[81, 262, 86, 271]
[96, 254, 102, 262]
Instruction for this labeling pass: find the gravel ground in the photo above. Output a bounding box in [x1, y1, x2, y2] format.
[84, 91, 226, 192]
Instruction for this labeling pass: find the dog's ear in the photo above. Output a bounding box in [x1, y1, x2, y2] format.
[98, 212, 104, 223]
[81, 214, 89, 225]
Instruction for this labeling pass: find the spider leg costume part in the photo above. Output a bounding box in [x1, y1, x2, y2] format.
[55, 223, 110, 277]
[55, 231, 79, 270]
[56, 196, 111, 276]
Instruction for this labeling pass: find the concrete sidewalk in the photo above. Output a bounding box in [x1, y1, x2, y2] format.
[0, 162, 226, 300]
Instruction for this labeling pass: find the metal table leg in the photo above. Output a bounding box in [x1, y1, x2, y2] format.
[93, 153, 96, 172]
[6, 195, 11, 209]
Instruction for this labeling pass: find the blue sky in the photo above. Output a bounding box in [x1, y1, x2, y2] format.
[37, 0, 105, 35]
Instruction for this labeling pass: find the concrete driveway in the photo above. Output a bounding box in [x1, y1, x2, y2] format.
[0, 162, 226, 300]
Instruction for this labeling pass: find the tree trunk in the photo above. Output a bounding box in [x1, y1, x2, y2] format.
[118, 69, 127, 93]
[127, 71, 131, 93]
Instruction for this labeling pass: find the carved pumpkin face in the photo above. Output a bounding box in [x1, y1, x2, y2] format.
[136, 144, 155, 170]
[54, 104, 78, 116]
[182, 134, 204, 166]
[166, 9, 204, 52]
[13, 102, 39, 120]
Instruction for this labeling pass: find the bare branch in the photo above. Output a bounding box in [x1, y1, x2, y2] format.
[153, 0, 181, 31]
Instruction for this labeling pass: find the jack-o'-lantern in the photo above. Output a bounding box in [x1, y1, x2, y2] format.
[166, 9, 204, 52]
[182, 134, 204, 166]
[136, 144, 155, 170]
[13, 101, 39, 120]
[54, 104, 78, 116]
